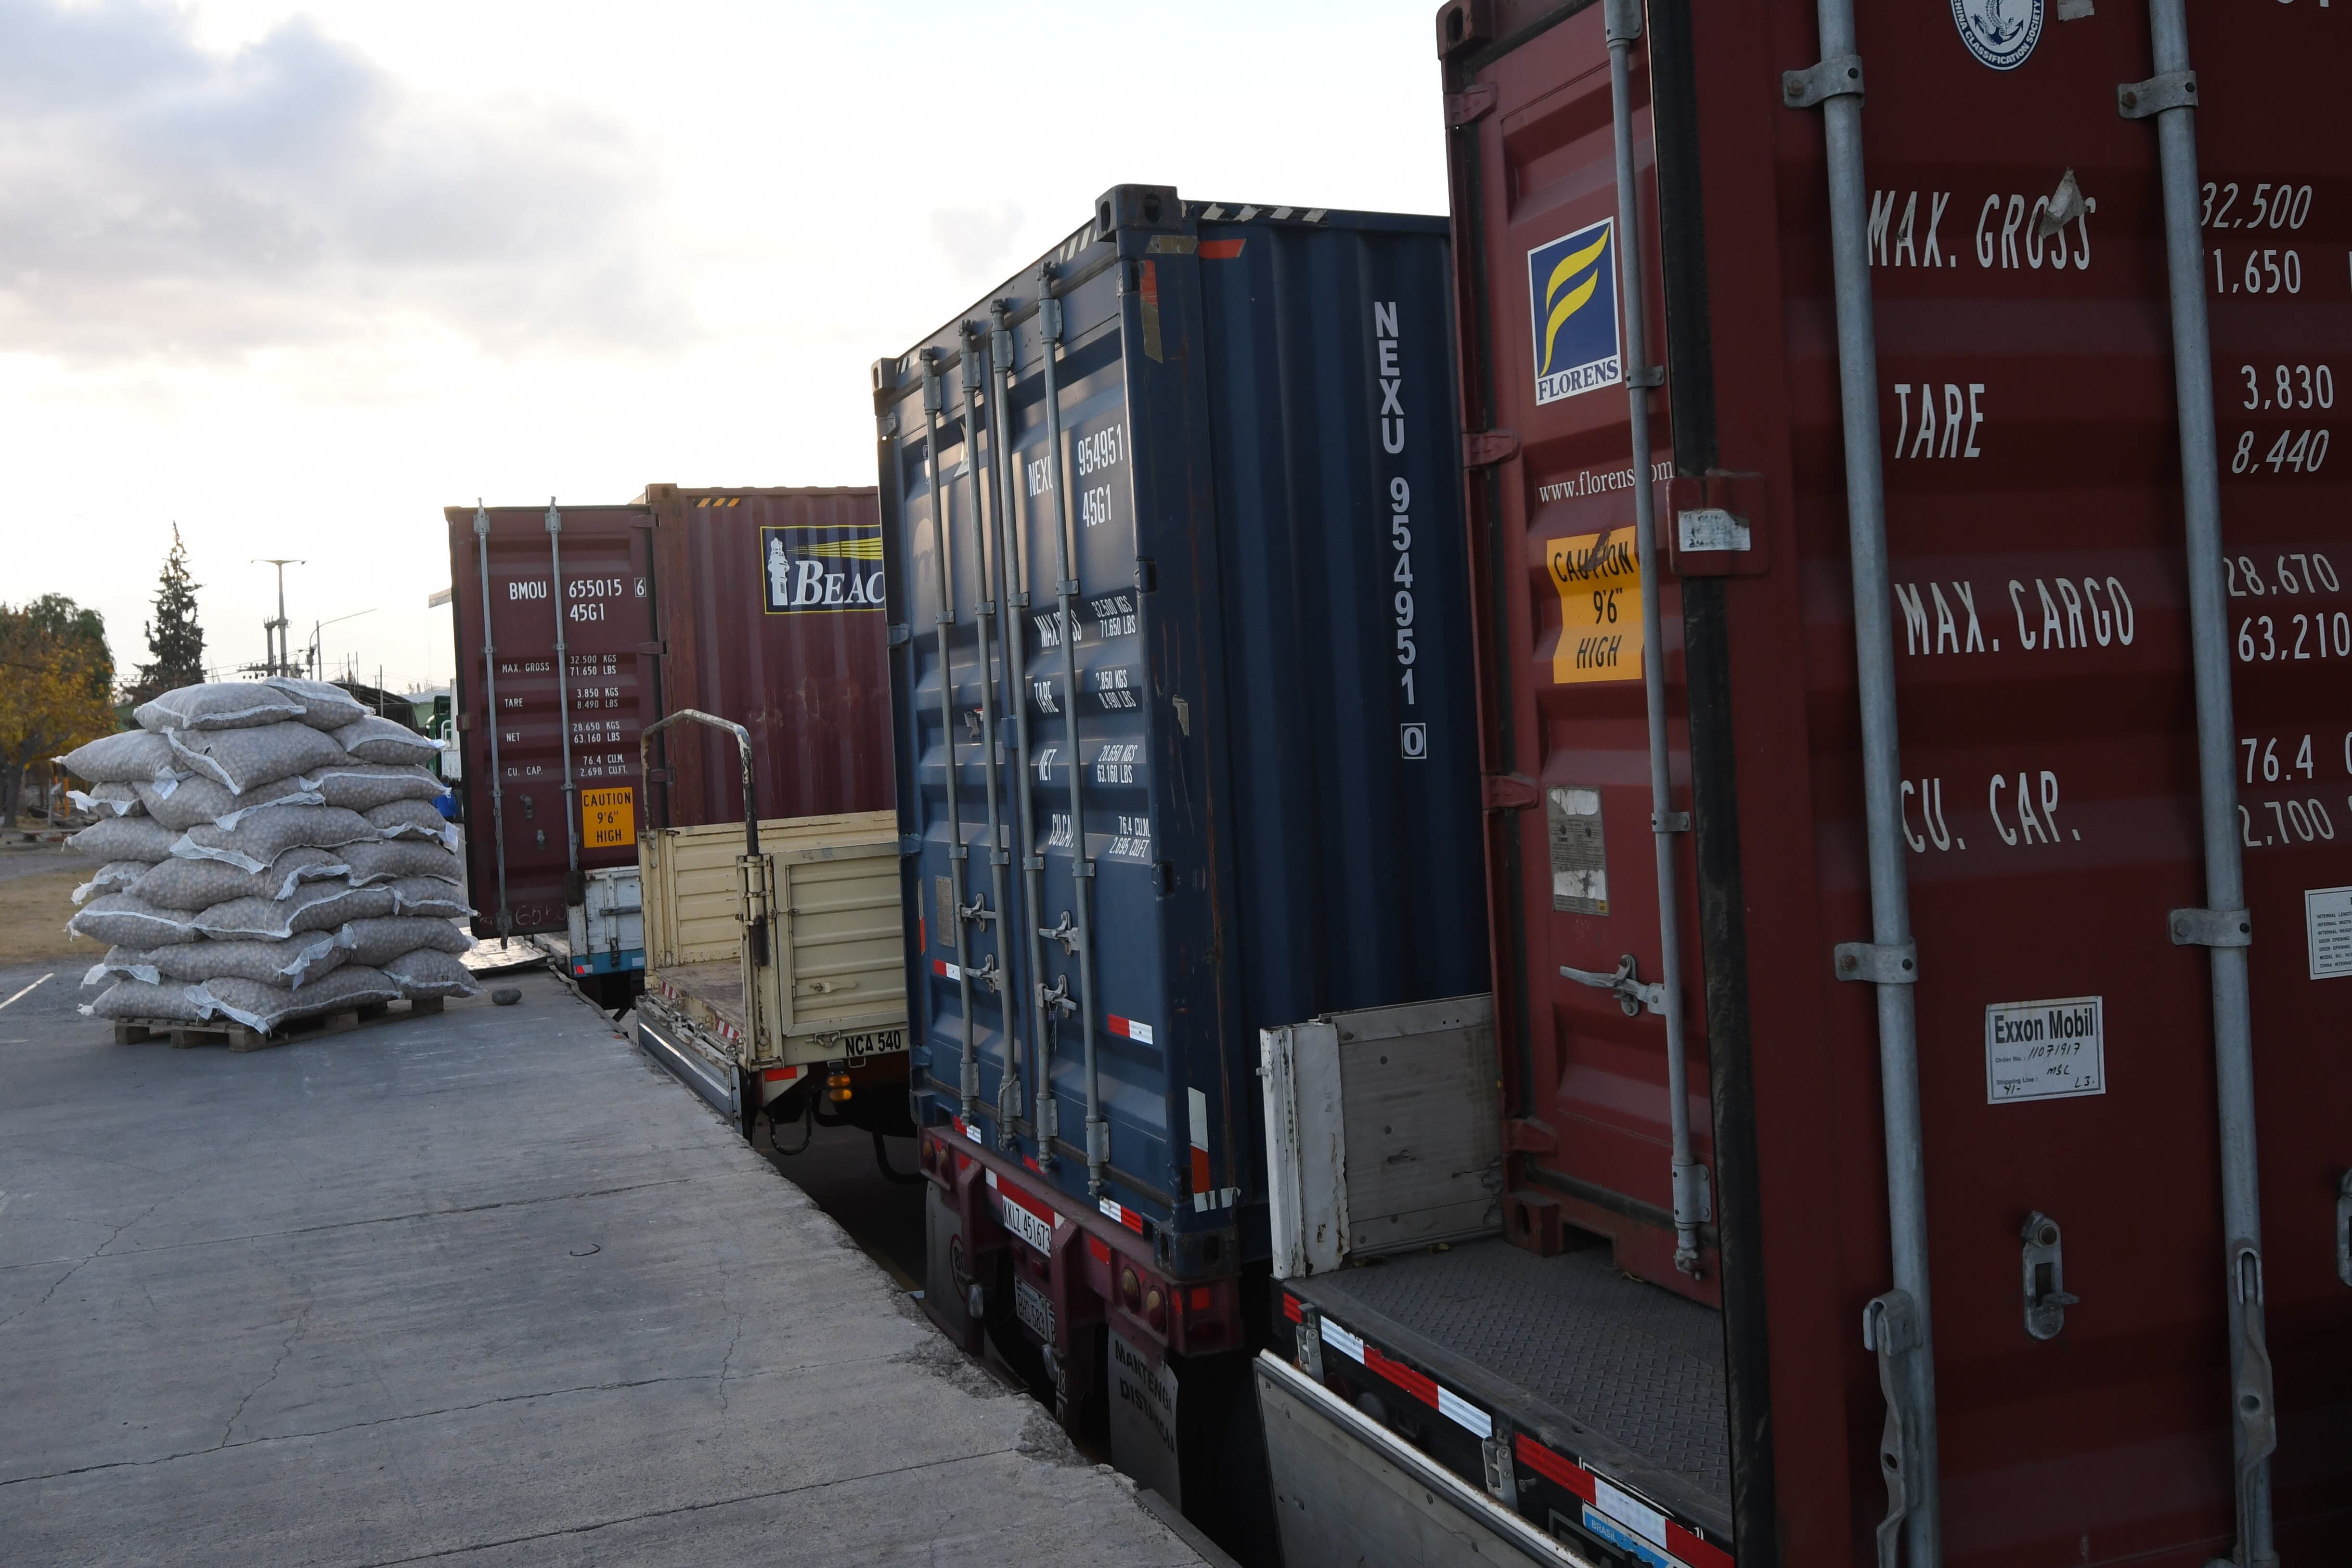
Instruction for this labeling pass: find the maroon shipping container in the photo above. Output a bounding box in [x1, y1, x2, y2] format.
[637, 485, 894, 829]
[1265, 1, 2348, 1565]
[444, 503, 659, 938]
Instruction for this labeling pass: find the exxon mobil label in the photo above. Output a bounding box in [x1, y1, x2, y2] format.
[1528, 218, 1621, 405]
[761, 523, 885, 614]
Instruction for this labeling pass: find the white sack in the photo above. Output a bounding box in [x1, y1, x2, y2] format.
[168, 722, 350, 794]
[137, 774, 321, 833]
[305, 762, 444, 812]
[332, 714, 440, 766]
[83, 947, 160, 987]
[66, 894, 200, 948]
[67, 816, 179, 863]
[194, 883, 396, 941]
[152, 932, 350, 989]
[260, 677, 370, 732]
[67, 782, 144, 818]
[386, 879, 472, 919]
[195, 966, 399, 1033]
[59, 729, 187, 786]
[336, 917, 474, 968]
[364, 798, 455, 845]
[72, 862, 151, 905]
[82, 979, 207, 1022]
[382, 949, 479, 1000]
[341, 839, 463, 887]
[172, 804, 377, 874]
[131, 847, 351, 911]
[134, 682, 305, 734]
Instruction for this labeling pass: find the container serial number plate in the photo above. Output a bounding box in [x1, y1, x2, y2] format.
[1014, 1276, 1056, 1341]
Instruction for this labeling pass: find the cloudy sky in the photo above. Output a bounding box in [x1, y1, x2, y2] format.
[3, 0, 1450, 695]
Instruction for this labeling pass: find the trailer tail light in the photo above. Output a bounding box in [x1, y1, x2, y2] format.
[1119, 1267, 1141, 1311]
[1144, 1286, 1166, 1332]
[826, 1071, 852, 1103]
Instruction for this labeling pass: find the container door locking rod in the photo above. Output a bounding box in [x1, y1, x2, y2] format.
[2124, 6, 2278, 1560]
[1783, 0, 1943, 1557]
[1037, 261, 1108, 1195]
[546, 500, 582, 902]
[987, 301, 1051, 1149]
[473, 505, 513, 938]
[921, 352, 982, 1123]
[1601, 0, 1709, 1280]
[960, 325, 1020, 1144]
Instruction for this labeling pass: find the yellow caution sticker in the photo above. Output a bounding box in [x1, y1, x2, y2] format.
[582, 786, 635, 849]
[1548, 529, 1642, 684]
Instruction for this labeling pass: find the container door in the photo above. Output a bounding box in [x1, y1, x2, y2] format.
[2196, 7, 2352, 1552]
[1444, 0, 2350, 1561]
[444, 504, 656, 938]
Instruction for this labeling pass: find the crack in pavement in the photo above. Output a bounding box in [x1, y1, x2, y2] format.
[219, 1291, 314, 1448]
[0, 1350, 905, 1490]
[0, 1178, 698, 1276]
[344, 1445, 1026, 1567]
[0, 1188, 179, 1331]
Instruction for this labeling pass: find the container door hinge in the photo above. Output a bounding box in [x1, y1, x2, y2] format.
[1294, 1301, 1326, 1382]
[1561, 954, 1664, 1017]
[1834, 940, 1917, 984]
[876, 410, 900, 439]
[2020, 1211, 2081, 1341]
[1782, 54, 1863, 110]
[1671, 1159, 1713, 1225]
[1462, 429, 1520, 467]
[2169, 906, 2251, 947]
[1444, 82, 1498, 126]
[888, 622, 911, 648]
[1480, 1428, 1519, 1509]
[2117, 69, 2197, 119]
[1653, 810, 1691, 833]
[1482, 773, 1539, 811]
[1628, 364, 1665, 389]
[2335, 1172, 2352, 1287]
[898, 834, 922, 857]
[1862, 1290, 1923, 1568]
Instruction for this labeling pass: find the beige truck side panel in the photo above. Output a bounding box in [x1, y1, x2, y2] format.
[641, 809, 906, 1066]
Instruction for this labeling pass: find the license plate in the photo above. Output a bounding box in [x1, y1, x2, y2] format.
[837, 1029, 906, 1061]
[1014, 1276, 1056, 1341]
[996, 1192, 1054, 1255]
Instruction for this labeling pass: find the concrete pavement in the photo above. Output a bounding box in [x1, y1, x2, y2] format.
[0, 962, 1208, 1567]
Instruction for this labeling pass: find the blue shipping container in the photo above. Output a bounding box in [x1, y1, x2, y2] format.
[876, 186, 1487, 1285]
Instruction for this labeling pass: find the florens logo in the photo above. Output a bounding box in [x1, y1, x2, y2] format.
[1528, 219, 1621, 405]
[762, 524, 885, 613]
[1952, 0, 2042, 70]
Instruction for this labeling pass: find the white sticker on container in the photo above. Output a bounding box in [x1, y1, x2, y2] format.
[1986, 996, 2104, 1103]
[2305, 887, 2352, 980]
[1676, 506, 1751, 553]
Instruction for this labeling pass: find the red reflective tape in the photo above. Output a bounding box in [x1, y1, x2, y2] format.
[761, 1066, 802, 1083]
[1669, 1522, 1734, 1568]
[995, 1175, 1057, 1226]
[1199, 239, 1246, 259]
[1365, 1345, 1440, 1412]
[1189, 1286, 1213, 1312]
[1282, 1294, 1303, 1323]
[1516, 1434, 1597, 1503]
[1189, 1145, 1212, 1194]
[1086, 1234, 1110, 1264]
[1139, 259, 1159, 305]
[1022, 1154, 1042, 1173]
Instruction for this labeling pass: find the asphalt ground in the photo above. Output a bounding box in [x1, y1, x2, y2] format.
[0, 961, 1205, 1567]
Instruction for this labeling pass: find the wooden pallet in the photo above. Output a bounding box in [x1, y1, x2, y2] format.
[112, 997, 445, 1053]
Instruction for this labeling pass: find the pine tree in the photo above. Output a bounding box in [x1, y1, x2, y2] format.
[128, 524, 205, 706]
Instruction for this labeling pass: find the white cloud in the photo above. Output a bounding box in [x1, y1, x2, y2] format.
[0, 0, 676, 363]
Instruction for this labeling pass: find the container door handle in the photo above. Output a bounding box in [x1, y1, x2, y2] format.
[2020, 1211, 2081, 1341]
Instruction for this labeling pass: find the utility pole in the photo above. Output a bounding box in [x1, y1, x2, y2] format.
[253, 559, 304, 678]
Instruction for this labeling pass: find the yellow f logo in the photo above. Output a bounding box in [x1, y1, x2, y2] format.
[1539, 227, 1610, 376]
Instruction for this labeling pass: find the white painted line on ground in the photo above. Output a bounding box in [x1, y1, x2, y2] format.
[0, 973, 54, 1011]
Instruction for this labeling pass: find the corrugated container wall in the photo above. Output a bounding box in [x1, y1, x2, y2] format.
[444, 504, 658, 937]
[639, 486, 895, 829]
[877, 190, 1488, 1274]
[1439, 0, 2349, 1562]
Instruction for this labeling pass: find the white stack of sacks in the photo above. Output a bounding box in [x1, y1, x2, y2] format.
[62, 678, 481, 1036]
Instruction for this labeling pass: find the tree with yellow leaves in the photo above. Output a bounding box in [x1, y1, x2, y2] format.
[0, 595, 116, 827]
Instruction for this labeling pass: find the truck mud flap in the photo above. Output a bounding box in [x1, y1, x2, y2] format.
[634, 1010, 736, 1119]
[1255, 1353, 1600, 1568]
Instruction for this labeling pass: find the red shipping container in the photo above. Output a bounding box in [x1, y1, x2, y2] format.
[1439, 0, 2349, 1562]
[638, 485, 894, 830]
[444, 503, 659, 938]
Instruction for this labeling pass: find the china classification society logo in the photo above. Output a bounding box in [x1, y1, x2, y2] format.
[1528, 218, 1621, 407]
[1952, 0, 2042, 70]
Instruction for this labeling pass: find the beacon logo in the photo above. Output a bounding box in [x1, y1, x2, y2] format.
[762, 525, 884, 614]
